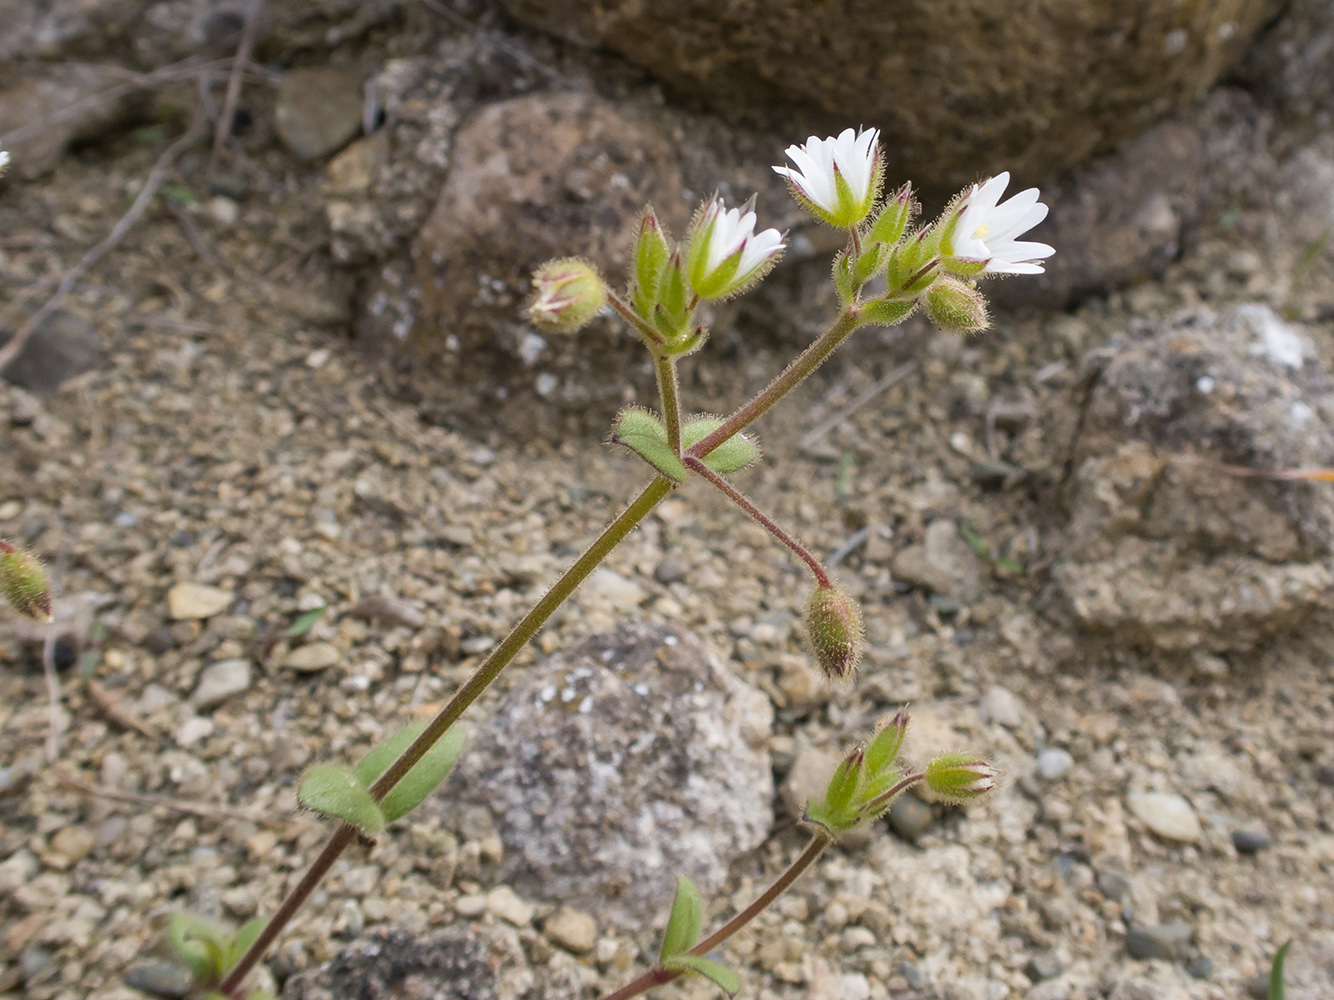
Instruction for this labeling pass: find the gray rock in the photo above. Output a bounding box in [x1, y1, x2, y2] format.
[1053, 305, 1334, 654]
[1037, 748, 1074, 781]
[892, 520, 983, 602]
[979, 685, 1023, 728]
[886, 794, 934, 844]
[191, 658, 252, 710]
[495, 0, 1281, 190]
[1128, 792, 1202, 843]
[653, 555, 690, 585]
[1, 312, 99, 395]
[436, 623, 773, 928]
[20, 946, 53, 985]
[123, 962, 192, 999]
[1025, 952, 1065, 982]
[1231, 828, 1271, 854]
[0, 64, 141, 177]
[1126, 922, 1193, 961]
[274, 68, 363, 160]
[1187, 956, 1213, 980]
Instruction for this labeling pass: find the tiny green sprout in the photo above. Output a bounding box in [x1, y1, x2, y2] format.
[1270, 940, 1291, 1000]
[529, 257, 607, 333]
[355, 721, 466, 822]
[168, 913, 264, 989]
[924, 752, 999, 803]
[298, 764, 386, 835]
[282, 606, 327, 638]
[657, 877, 739, 996]
[0, 540, 53, 623]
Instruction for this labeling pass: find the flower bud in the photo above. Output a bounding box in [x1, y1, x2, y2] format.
[528, 257, 606, 332]
[867, 183, 915, 248]
[804, 584, 863, 681]
[0, 542, 52, 623]
[630, 206, 670, 318]
[924, 277, 988, 334]
[924, 753, 999, 802]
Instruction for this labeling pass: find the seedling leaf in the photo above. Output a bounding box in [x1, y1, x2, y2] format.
[659, 876, 703, 961]
[1270, 940, 1291, 1000]
[665, 955, 740, 996]
[282, 607, 327, 638]
[298, 764, 385, 835]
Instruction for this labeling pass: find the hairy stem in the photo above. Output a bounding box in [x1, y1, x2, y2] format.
[599, 834, 832, 1000]
[606, 287, 665, 347]
[686, 306, 862, 461]
[219, 476, 676, 996]
[684, 457, 830, 587]
[655, 356, 683, 454]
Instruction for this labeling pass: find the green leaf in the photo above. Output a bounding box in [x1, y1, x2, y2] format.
[355, 721, 426, 787]
[613, 408, 689, 482]
[682, 418, 758, 474]
[160, 184, 199, 205]
[168, 913, 229, 986]
[665, 954, 740, 996]
[659, 876, 703, 961]
[1270, 941, 1291, 1000]
[228, 917, 267, 966]
[379, 727, 465, 821]
[860, 298, 916, 328]
[298, 764, 385, 835]
[282, 606, 327, 638]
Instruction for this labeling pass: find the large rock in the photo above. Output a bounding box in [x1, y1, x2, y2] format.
[434, 623, 773, 928]
[1051, 304, 1334, 653]
[0, 64, 142, 177]
[495, 0, 1283, 190]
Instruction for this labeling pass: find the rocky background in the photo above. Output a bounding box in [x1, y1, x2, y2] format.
[1, 1, 1334, 999]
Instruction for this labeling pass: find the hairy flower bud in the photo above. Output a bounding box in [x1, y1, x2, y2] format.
[924, 753, 999, 802]
[528, 257, 606, 332]
[924, 277, 988, 334]
[804, 584, 863, 680]
[0, 541, 52, 623]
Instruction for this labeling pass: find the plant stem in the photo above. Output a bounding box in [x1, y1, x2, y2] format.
[686, 306, 862, 461]
[605, 287, 665, 347]
[219, 475, 676, 997]
[655, 356, 682, 454]
[684, 457, 830, 587]
[599, 834, 832, 1000]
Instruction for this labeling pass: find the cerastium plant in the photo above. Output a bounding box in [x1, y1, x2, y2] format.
[23, 127, 1052, 999]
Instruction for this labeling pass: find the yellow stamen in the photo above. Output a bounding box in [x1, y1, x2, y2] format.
[973, 222, 991, 239]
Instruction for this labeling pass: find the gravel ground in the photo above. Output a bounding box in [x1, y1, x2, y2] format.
[2, 130, 1334, 1000]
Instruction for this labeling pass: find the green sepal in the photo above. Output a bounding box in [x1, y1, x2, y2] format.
[867, 184, 914, 247]
[169, 913, 228, 986]
[659, 876, 703, 961]
[632, 206, 670, 317]
[355, 721, 466, 821]
[613, 408, 689, 482]
[941, 255, 988, 277]
[298, 764, 386, 835]
[852, 243, 885, 288]
[664, 954, 740, 996]
[832, 251, 856, 304]
[823, 752, 861, 815]
[658, 251, 691, 327]
[682, 418, 758, 473]
[865, 712, 908, 776]
[860, 298, 916, 328]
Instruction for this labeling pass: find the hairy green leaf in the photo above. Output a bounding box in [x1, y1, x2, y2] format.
[665, 954, 740, 996]
[682, 418, 758, 474]
[298, 764, 385, 835]
[614, 408, 689, 482]
[659, 876, 703, 961]
[379, 727, 465, 821]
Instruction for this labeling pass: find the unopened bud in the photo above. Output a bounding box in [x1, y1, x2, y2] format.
[924, 277, 988, 334]
[0, 541, 52, 623]
[924, 753, 999, 802]
[804, 584, 863, 680]
[528, 257, 606, 333]
[867, 183, 915, 248]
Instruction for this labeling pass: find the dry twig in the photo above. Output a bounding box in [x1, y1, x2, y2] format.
[206, 0, 265, 182]
[800, 362, 916, 449]
[54, 768, 282, 825]
[0, 116, 206, 375]
[86, 680, 159, 739]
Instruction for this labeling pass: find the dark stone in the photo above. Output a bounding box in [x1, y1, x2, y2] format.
[653, 556, 690, 585]
[1126, 922, 1193, 961]
[1187, 956, 1214, 980]
[1, 312, 99, 395]
[283, 928, 498, 1000]
[899, 961, 927, 990]
[1231, 829, 1272, 854]
[886, 794, 934, 844]
[123, 962, 193, 999]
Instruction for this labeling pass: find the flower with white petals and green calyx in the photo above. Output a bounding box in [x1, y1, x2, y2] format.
[943, 171, 1054, 275]
[685, 196, 785, 300]
[0, 149, 9, 176]
[774, 127, 882, 228]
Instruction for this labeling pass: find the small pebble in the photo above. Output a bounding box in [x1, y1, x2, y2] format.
[455, 894, 486, 917]
[191, 658, 252, 709]
[486, 885, 533, 926]
[1127, 791, 1202, 843]
[175, 716, 215, 747]
[1187, 956, 1213, 980]
[21, 947, 53, 984]
[653, 556, 690, 585]
[123, 962, 193, 999]
[45, 825, 95, 867]
[887, 794, 934, 843]
[1025, 952, 1064, 982]
[1037, 747, 1073, 780]
[544, 906, 598, 953]
[1231, 829, 1271, 854]
[167, 582, 233, 620]
[979, 685, 1023, 728]
[1125, 922, 1193, 961]
[284, 642, 341, 672]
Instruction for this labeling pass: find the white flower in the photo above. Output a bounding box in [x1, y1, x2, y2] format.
[773, 127, 881, 226]
[0, 149, 9, 175]
[947, 171, 1054, 274]
[686, 196, 785, 299]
